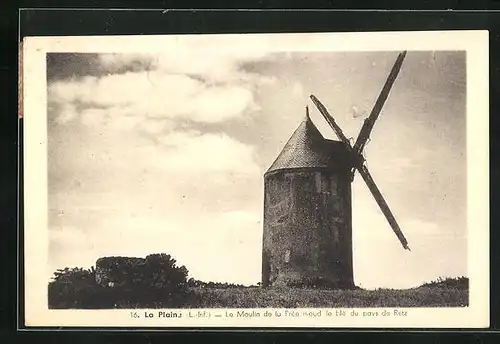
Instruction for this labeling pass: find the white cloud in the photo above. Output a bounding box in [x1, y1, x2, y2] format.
[49, 71, 260, 125]
[98, 49, 275, 85]
[98, 53, 156, 70]
[48, 50, 278, 131]
[80, 108, 109, 127]
[53, 103, 78, 125]
[136, 118, 172, 135]
[153, 131, 260, 176]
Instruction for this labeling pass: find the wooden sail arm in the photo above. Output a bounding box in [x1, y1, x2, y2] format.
[358, 164, 410, 250]
[310, 94, 351, 144]
[353, 51, 407, 157]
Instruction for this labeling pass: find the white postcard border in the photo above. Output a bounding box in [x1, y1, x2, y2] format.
[22, 30, 490, 328]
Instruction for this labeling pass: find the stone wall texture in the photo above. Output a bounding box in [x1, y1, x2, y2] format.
[262, 169, 354, 289]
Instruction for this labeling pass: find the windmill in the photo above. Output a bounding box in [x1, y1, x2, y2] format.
[262, 51, 409, 289]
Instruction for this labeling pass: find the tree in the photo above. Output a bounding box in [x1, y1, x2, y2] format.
[48, 267, 98, 308]
[143, 253, 189, 291]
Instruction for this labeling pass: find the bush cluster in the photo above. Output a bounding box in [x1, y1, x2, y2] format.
[48, 253, 189, 309]
[419, 276, 468, 290]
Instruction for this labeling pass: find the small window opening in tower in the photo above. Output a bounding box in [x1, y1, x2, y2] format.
[284, 249, 291, 263]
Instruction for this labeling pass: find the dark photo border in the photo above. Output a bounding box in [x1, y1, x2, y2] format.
[4, 5, 499, 343]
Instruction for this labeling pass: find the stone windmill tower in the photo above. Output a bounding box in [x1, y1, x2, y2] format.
[262, 51, 410, 289]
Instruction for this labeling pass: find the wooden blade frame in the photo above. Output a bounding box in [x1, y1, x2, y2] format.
[310, 94, 410, 251]
[351, 51, 407, 179]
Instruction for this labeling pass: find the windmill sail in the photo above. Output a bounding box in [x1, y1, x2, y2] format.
[358, 164, 410, 250]
[309, 94, 410, 251]
[351, 51, 407, 177]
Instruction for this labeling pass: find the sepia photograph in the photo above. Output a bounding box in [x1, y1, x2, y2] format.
[22, 31, 489, 328]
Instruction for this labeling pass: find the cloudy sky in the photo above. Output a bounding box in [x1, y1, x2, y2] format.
[46, 47, 466, 289]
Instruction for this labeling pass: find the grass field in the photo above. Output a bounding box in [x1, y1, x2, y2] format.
[183, 284, 468, 308]
[48, 273, 469, 309]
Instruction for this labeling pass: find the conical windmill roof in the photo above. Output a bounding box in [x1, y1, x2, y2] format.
[266, 114, 349, 176]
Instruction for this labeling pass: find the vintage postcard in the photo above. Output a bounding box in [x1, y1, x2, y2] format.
[21, 30, 489, 328]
